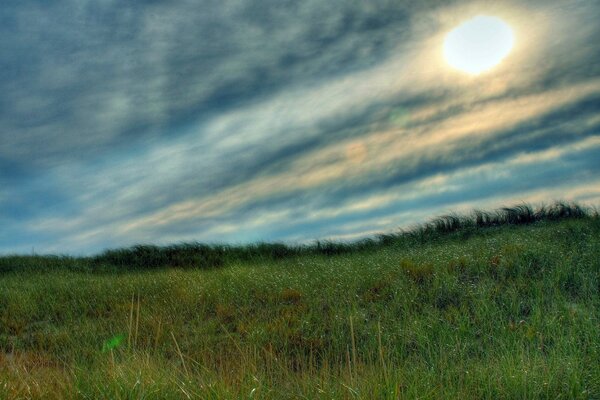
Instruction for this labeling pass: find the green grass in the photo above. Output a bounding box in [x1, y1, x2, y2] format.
[0, 203, 599, 399]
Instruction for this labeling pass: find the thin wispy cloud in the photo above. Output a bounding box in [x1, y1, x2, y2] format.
[1, 0, 598, 254]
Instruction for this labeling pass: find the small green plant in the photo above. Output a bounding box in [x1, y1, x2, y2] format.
[401, 259, 434, 285]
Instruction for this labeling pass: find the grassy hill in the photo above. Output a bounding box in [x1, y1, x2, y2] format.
[0, 203, 599, 399]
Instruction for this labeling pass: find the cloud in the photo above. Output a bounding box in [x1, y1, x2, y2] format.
[1, 0, 599, 254]
[0, 0, 423, 168]
[18, 83, 600, 252]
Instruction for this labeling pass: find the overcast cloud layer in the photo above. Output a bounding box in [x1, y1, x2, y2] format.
[1, 0, 599, 254]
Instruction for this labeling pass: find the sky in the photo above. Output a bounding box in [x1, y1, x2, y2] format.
[1, 0, 599, 255]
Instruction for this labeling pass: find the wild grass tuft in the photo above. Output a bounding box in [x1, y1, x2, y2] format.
[52, 201, 597, 272]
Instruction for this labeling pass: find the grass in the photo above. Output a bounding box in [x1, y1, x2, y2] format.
[0, 202, 598, 399]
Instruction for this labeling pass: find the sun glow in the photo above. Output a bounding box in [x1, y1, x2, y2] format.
[444, 15, 515, 75]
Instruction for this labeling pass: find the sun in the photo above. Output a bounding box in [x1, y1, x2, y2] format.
[444, 15, 515, 75]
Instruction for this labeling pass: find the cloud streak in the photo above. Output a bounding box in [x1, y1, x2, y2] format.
[1, 0, 599, 254]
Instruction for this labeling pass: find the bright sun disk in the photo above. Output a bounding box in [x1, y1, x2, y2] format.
[444, 15, 515, 75]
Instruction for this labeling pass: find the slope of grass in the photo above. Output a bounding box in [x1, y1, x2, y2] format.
[0, 203, 599, 399]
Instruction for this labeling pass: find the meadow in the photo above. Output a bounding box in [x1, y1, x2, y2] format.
[0, 203, 598, 399]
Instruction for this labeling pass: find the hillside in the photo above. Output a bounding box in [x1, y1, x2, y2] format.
[0, 204, 599, 399]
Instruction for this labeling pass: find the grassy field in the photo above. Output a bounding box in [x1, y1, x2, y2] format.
[0, 204, 599, 399]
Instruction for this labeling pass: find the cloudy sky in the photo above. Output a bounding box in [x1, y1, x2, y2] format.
[1, 0, 599, 254]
